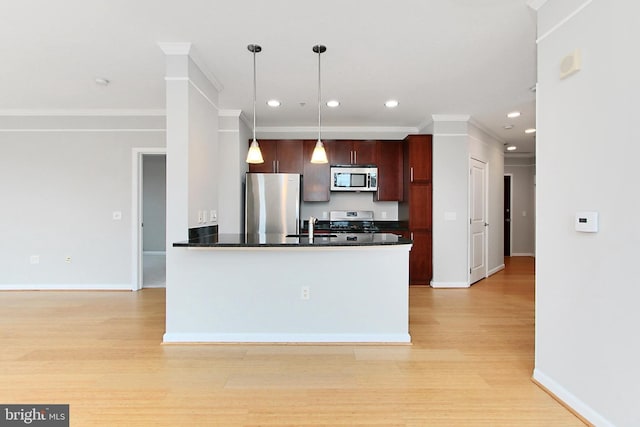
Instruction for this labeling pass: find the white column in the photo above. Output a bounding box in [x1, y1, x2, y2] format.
[159, 42, 222, 333]
[431, 115, 471, 287]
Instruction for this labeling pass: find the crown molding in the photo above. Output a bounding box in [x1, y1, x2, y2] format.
[416, 117, 434, 132]
[157, 42, 192, 55]
[432, 114, 471, 122]
[187, 46, 224, 93]
[257, 126, 419, 134]
[219, 110, 242, 117]
[469, 117, 506, 144]
[526, 0, 548, 11]
[0, 109, 166, 117]
[158, 42, 223, 93]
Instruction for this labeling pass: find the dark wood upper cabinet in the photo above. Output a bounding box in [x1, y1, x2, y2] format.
[247, 140, 303, 174]
[326, 140, 376, 165]
[247, 140, 278, 173]
[405, 135, 432, 183]
[376, 140, 404, 202]
[302, 139, 330, 202]
[274, 140, 303, 173]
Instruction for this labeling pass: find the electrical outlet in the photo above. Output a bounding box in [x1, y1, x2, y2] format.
[65, 256, 72, 264]
[198, 211, 204, 223]
[30, 255, 40, 265]
[301, 286, 310, 300]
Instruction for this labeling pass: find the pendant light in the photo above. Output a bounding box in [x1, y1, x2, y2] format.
[310, 44, 328, 164]
[246, 44, 264, 164]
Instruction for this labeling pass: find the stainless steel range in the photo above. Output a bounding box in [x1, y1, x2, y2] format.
[329, 210, 379, 233]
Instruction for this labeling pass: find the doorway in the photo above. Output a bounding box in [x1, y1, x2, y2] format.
[142, 154, 166, 288]
[131, 148, 167, 291]
[469, 158, 488, 285]
[504, 175, 512, 256]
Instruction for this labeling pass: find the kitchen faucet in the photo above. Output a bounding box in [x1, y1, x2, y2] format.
[308, 216, 317, 242]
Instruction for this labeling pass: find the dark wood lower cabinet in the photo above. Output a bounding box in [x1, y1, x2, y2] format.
[408, 231, 432, 286]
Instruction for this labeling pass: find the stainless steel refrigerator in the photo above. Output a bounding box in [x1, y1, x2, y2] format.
[245, 173, 300, 234]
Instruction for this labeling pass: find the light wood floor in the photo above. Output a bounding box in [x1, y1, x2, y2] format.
[0, 257, 585, 426]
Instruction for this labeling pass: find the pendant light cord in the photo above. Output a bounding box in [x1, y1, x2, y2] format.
[317, 45, 322, 142]
[253, 47, 257, 141]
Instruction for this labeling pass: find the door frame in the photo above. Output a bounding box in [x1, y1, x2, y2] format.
[131, 147, 167, 291]
[504, 173, 513, 257]
[468, 157, 489, 285]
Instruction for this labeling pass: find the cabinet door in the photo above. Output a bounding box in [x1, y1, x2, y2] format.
[275, 140, 303, 173]
[326, 140, 377, 165]
[326, 140, 351, 164]
[247, 140, 278, 173]
[352, 140, 376, 164]
[409, 230, 432, 285]
[409, 183, 432, 230]
[302, 140, 330, 201]
[376, 140, 403, 201]
[406, 135, 432, 183]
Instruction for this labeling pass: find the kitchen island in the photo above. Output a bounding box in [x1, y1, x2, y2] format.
[166, 232, 412, 344]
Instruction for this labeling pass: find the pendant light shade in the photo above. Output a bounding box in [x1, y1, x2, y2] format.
[246, 44, 264, 164]
[311, 44, 328, 164]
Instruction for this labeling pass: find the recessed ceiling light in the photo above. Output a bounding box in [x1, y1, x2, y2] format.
[507, 111, 521, 118]
[95, 77, 110, 86]
[326, 100, 340, 108]
[267, 99, 281, 107]
[525, 128, 536, 134]
[506, 145, 517, 151]
[385, 100, 399, 108]
[503, 124, 514, 130]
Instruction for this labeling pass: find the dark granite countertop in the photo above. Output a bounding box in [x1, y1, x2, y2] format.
[173, 232, 412, 248]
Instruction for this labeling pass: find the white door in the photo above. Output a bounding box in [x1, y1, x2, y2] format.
[469, 158, 488, 285]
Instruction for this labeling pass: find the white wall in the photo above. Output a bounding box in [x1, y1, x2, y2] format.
[469, 122, 505, 275]
[504, 157, 535, 256]
[142, 154, 166, 252]
[218, 112, 249, 233]
[534, 1, 640, 426]
[431, 116, 505, 287]
[432, 127, 469, 287]
[187, 57, 219, 228]
[0, 117, 165, 289]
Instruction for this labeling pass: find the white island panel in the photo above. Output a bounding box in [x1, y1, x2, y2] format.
[164, 245, 411, 343]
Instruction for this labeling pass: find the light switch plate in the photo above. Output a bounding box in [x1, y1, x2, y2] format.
[575, 211, 598, 233]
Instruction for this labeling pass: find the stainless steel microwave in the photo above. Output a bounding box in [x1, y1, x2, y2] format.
[330, 165, 378, 192]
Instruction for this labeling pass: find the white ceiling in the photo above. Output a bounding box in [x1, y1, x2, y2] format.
[0, 0, 537, 155]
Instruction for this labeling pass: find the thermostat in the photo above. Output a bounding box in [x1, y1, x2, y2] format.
[575, 211, 598, 233]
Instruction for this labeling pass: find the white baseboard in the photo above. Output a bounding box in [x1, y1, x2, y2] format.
[511, 253, 535, 257]
[143, 251, 167, 256]
[532, 368, 614, 427]
[0, 283, 133, 291]
[430, 281, 469, 288]
[488, 264, 505, 276]
[163, 332, 412, 344]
